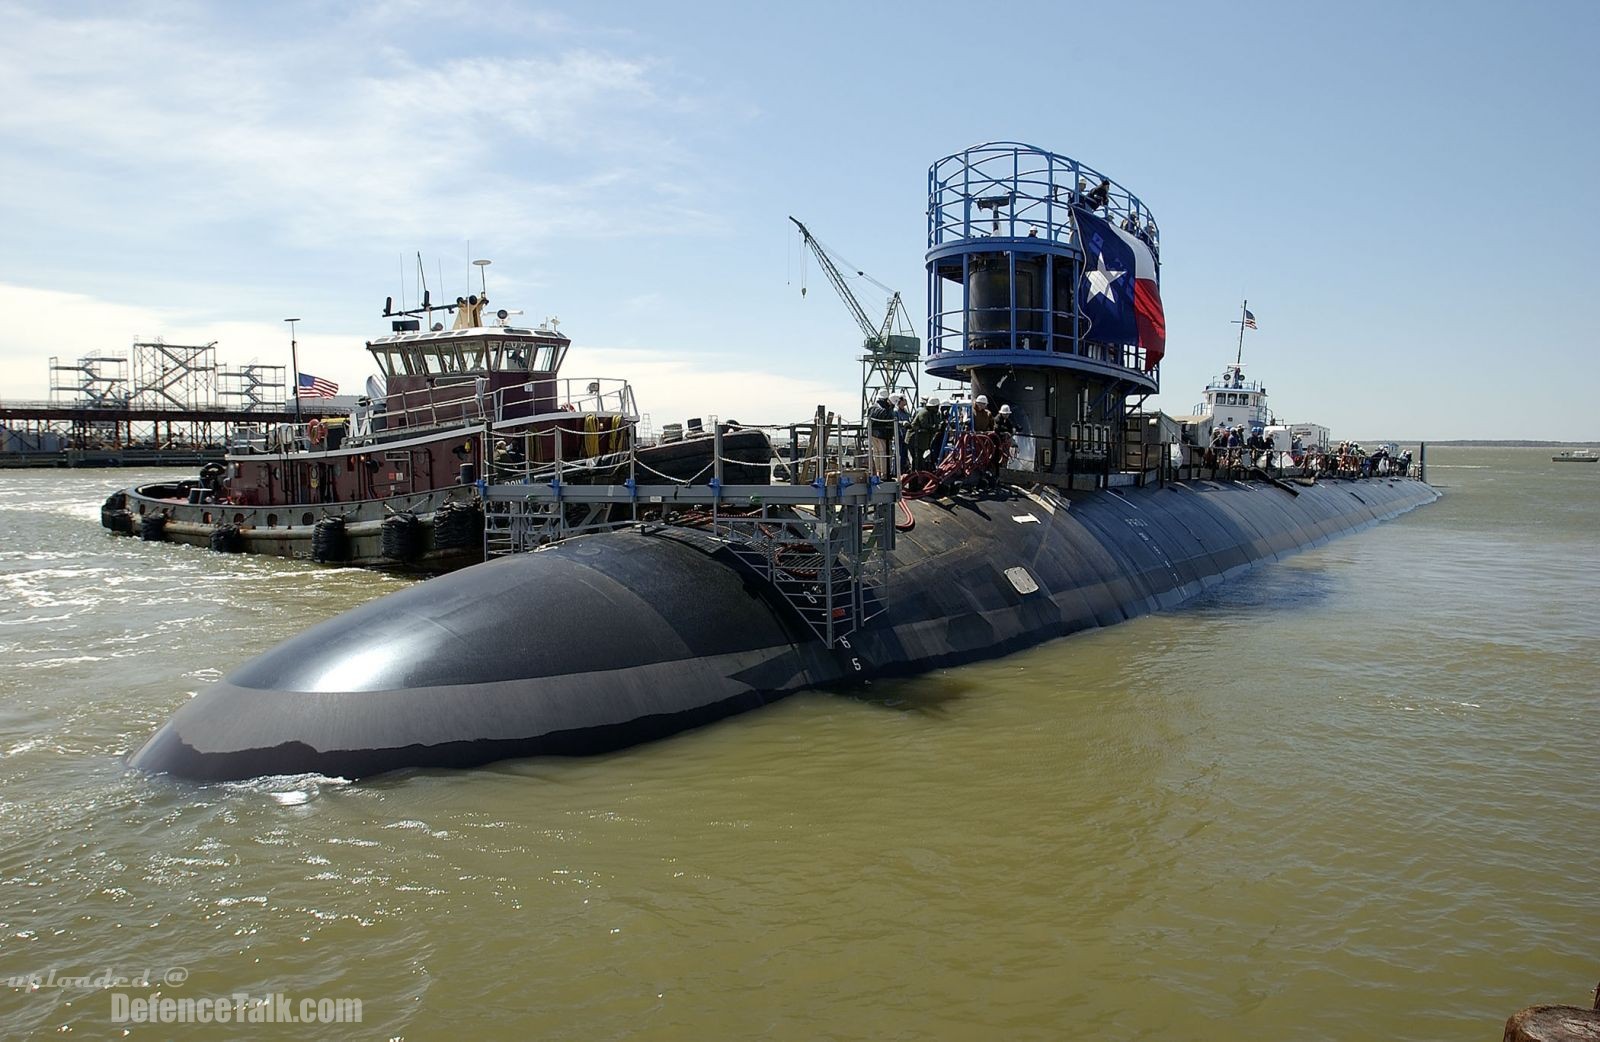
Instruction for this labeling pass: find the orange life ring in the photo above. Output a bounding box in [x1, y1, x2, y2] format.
[559, 403, 577, 412]
[307, 419, 328, 443]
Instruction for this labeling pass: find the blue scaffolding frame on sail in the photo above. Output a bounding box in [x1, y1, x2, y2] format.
[923, 140, 1160, 394]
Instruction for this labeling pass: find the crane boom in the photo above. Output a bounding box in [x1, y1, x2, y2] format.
[789, 216, 881, 346]
[878, 293, 904, 346]
[789, 215, 922, 424]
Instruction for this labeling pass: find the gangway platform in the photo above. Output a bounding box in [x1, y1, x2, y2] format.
[482, 476, 899, 648]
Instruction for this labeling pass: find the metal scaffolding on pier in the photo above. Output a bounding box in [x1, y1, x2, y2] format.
[19, 340, 300, 456]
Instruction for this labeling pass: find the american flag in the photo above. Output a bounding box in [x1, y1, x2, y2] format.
[1243, 309, 1258, 330]
[297, 372, 339, 398]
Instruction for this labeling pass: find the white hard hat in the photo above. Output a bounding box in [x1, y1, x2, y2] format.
[974, 395, 988, 405]
[998, 404, 1011, 414]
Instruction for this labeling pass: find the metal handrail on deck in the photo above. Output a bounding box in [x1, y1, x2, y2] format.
[479, 417, 898, 649]
[224, 376, 639, 455]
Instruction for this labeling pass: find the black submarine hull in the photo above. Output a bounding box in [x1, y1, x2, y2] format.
[129, 476, 1439, 781]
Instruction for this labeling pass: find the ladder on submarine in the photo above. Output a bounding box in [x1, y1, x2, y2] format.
[480, 477, 897, 649]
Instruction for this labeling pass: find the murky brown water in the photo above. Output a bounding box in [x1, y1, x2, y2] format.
[1, 448, 1595, 1039]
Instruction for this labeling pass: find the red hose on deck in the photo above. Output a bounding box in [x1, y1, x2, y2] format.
[902, 432, 1011, 499]
[895, 498, 915, 530]
[946, 432, 1006, 479]
[901, 471, 941, 499]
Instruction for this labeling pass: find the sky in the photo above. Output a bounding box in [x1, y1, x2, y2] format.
[1, 0, 1595, 440]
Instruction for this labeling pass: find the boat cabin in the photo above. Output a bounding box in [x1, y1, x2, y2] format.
[213, 296, 635, 510]
[1195, 363, 1272, 431]
[367, 315, 573, 429]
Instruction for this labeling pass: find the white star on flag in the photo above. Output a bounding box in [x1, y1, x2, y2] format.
[1086, 252, 1124, 303]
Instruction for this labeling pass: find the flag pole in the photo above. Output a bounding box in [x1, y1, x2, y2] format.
[284, 318, 302, 425]
[1235, 298, 1248, 366]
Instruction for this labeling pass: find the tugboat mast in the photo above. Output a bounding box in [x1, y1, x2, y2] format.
[283, 317, 302, 425]
[1231, 298, 1253, 366]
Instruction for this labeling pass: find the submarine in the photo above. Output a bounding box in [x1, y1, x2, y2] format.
[130, 142, 1439, 782]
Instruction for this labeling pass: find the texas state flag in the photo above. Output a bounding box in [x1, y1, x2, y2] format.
[1072, 206, 1166, 370]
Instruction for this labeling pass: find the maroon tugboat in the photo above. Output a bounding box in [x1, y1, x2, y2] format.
[105, 282, 772, 570]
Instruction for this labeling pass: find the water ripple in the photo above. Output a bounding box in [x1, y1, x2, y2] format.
[0, 454, 1595, 1040]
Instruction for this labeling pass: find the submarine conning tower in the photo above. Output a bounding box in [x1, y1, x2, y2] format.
[926, 142, 1162, 485]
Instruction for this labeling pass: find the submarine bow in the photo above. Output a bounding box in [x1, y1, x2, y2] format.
[129, 532, 830, 780]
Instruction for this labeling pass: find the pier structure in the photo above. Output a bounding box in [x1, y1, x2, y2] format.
[0, 398, 347, 466]
[4, 338, 336, 465]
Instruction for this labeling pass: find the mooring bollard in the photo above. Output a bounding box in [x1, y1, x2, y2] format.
[1503, 997, 1600, 1042]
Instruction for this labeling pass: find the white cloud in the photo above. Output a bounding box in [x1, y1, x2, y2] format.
[0, 283, 357, 401]
[0, 8, 826, 422]
[0, 3, 720, 250]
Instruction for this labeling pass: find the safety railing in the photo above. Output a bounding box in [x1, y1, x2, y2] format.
[223, 377, 639, 456]
[926, 308, 1151, 371]
[928, 142, 1159, 252]
[479, 416, 899, 648]
[485, 413, 878, 491]
[1162, 443, 1418, 482]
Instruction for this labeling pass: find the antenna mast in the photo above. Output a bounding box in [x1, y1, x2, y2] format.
[1233, 298, 1250, 366]
[417, 252, 432, 330]
[283, 318, 302, 425]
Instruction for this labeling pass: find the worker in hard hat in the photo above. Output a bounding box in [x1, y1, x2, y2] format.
[909, 397, 943, 470]
[972, 394, 995, 433]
